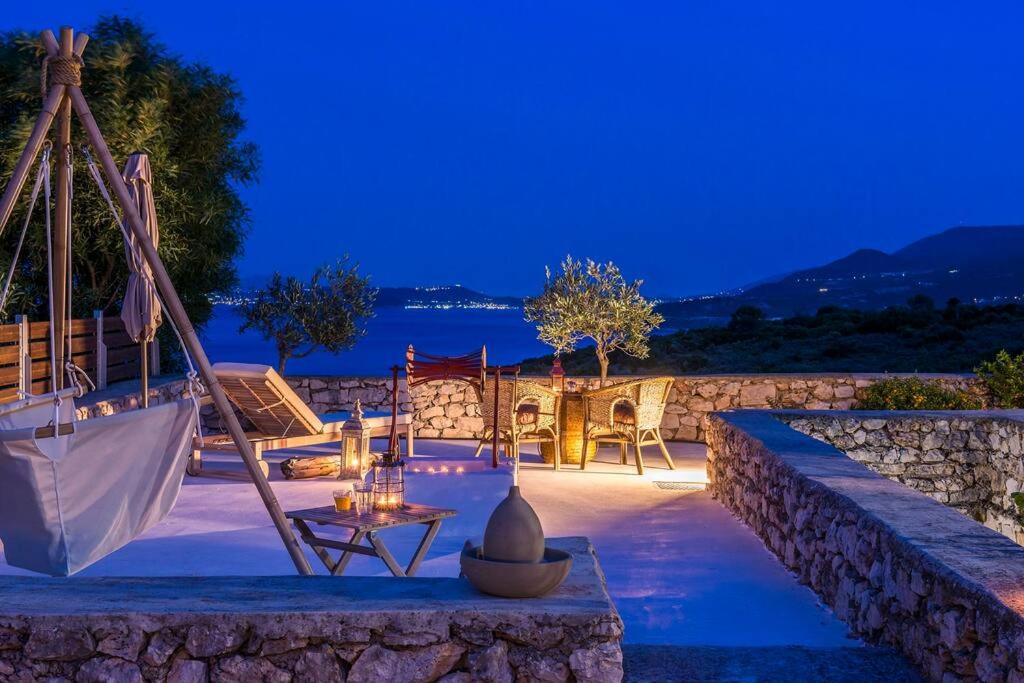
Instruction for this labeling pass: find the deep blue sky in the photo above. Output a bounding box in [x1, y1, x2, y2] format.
[6, 2, 1024, 297]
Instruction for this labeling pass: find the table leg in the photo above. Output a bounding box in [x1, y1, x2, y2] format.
[293, 519, 337, 574]
[406, 519, 443, 576]
[331, 530, 367, 576]
[367, 531, 406, 577]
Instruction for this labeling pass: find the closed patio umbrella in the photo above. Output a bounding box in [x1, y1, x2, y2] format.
[120, 153, 162, 407]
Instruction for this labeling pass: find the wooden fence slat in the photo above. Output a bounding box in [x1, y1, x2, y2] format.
[0, 315, 155, 404]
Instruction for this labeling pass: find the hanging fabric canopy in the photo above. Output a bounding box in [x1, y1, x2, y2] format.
[120, 152, 162, 343]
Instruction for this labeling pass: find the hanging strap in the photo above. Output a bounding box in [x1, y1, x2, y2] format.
[0, 145, 52, 315]
[81, 146, 205, 443]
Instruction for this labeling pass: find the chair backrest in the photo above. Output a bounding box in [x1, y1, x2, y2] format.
[480, 376, 559, 433]
[583, 376, 674, 430]
[406, 345, 486, 398]
[212, 363, 323, 437]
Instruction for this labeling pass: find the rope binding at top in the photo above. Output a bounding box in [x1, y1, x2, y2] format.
[40, 53, 83, 98]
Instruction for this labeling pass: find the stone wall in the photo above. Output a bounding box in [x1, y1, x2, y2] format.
[705, 412, 1024, 682]
[0, 537, 623, 683]
[781, 411, 1024, 544]
[77, 372, 988, 444]
[221, 373, 987, 442]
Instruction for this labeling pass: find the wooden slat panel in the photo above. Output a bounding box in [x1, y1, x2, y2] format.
[28, 338, 99, 359]
[0, 325, 20, 343]
[0, 366, 21, 385]
[107, 368, 139, 383]
[107, 347, 143, 365]
[103, 317, 127, 332]
[68, 319, 96, 334]
[28, 321, 49, 336]
[0, 345, 22, 365]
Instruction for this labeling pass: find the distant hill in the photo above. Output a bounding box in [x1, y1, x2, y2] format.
[659, 225, 1024, 326]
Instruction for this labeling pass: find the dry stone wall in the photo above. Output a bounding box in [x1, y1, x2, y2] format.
[781, 411, 1024, 544]
[705, 412, 1024, 682]
[77, 373, 987, 444]
[0, 537, 623, 683]
[249, 373, 987, 442]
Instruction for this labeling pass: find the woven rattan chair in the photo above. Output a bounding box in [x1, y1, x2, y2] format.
[580, 376, 675, 475]
[473, 376, 563, 469]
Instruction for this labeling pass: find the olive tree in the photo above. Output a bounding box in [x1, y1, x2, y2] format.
[524, 256, 663, 383]
[240, 260, 376, 375]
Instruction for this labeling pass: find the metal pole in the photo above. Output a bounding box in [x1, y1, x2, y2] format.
[68, 84, 314, 576]
[140, 340, 149, 408]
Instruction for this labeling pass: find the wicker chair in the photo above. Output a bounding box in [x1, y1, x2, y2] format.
[580, 377, 675, 475]
[473, 376, 562, 469]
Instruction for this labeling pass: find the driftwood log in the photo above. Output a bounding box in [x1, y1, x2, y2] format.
[280, 455, 342, 480]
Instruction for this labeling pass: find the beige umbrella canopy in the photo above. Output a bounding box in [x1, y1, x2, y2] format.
[120, 153, 162, 404]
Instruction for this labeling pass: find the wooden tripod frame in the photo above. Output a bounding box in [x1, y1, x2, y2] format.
[0, 27, 313, 575]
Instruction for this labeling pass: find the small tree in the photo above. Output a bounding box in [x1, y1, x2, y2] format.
[524, 256, 663, 383]
[240, 260, 376, 374]
[976, 349, 1024, 408]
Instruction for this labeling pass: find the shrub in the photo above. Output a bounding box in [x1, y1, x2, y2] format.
[976, 350, 1024, 408]
[857, 377, 980, 411]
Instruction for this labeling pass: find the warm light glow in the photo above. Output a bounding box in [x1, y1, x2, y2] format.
[428, 466, 436, 473]
[456, 466, 465, 474]
[440, 465, 450, 473]
[374, 494, 402, 511]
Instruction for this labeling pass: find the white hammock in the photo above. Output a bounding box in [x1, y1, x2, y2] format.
[0, 145, 203, 576]
[0, 396, 196, 576]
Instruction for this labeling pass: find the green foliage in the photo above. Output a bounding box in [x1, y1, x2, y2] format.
[856, 377, 980, 411]
[523, 256, 663, 381]
[239, 260, 376, 374]
[0, 17, 256, 329]
[975, 349, 1024, 408]
[520, 298, 1024, 376]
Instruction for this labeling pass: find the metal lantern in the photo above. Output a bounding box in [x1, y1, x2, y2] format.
[550, 356, 566, 393]
[372, 450, 406, 511]
[339, 400, 372, 480]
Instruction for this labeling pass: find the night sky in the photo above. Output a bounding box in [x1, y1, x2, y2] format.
[5, 2, 1024, 297]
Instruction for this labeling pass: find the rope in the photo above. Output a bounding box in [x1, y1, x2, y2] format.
[40, 54, 83, 99]
[0, 145, 51, 314]
[80, 145, 205, 443]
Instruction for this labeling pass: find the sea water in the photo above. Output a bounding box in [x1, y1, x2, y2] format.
[200, 304, 550, 375]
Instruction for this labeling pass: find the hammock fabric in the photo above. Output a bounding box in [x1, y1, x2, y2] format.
[0, 397, 196, 576]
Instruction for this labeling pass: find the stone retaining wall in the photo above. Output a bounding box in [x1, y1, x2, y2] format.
[209, 373, 988, 442]
[705, 412, 1024, 682]
[76, 373, 988, 444]
[0, 537, 623, 683]
[781, 411, 1024, 544]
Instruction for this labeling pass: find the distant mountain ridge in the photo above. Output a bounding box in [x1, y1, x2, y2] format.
[660, 225, 1024, 324]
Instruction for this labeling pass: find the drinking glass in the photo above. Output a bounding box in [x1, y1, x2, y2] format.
[332, 489, 351, 512]
[353, 483, 373, 516]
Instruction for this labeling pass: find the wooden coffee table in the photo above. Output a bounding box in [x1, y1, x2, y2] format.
[286, 503, 456, 577]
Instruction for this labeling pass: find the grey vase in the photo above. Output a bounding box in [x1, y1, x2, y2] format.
[482, 485, 545, 563]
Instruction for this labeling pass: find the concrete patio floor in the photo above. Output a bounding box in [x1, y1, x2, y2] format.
[0, 437, 920, 679]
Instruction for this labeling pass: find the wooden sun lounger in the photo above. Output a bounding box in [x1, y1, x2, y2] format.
[187, 363, 414, 478]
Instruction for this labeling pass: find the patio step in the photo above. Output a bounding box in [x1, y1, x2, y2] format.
[622, 644, 921, 682]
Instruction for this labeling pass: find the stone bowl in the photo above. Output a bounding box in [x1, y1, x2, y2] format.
[460, 544, 573, 598]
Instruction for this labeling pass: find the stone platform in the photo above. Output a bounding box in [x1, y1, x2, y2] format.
[0, 537, 623, 682]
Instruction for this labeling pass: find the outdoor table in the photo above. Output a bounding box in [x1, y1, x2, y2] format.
[539, 391, 597, 466]
[286, 503, 456, 577]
